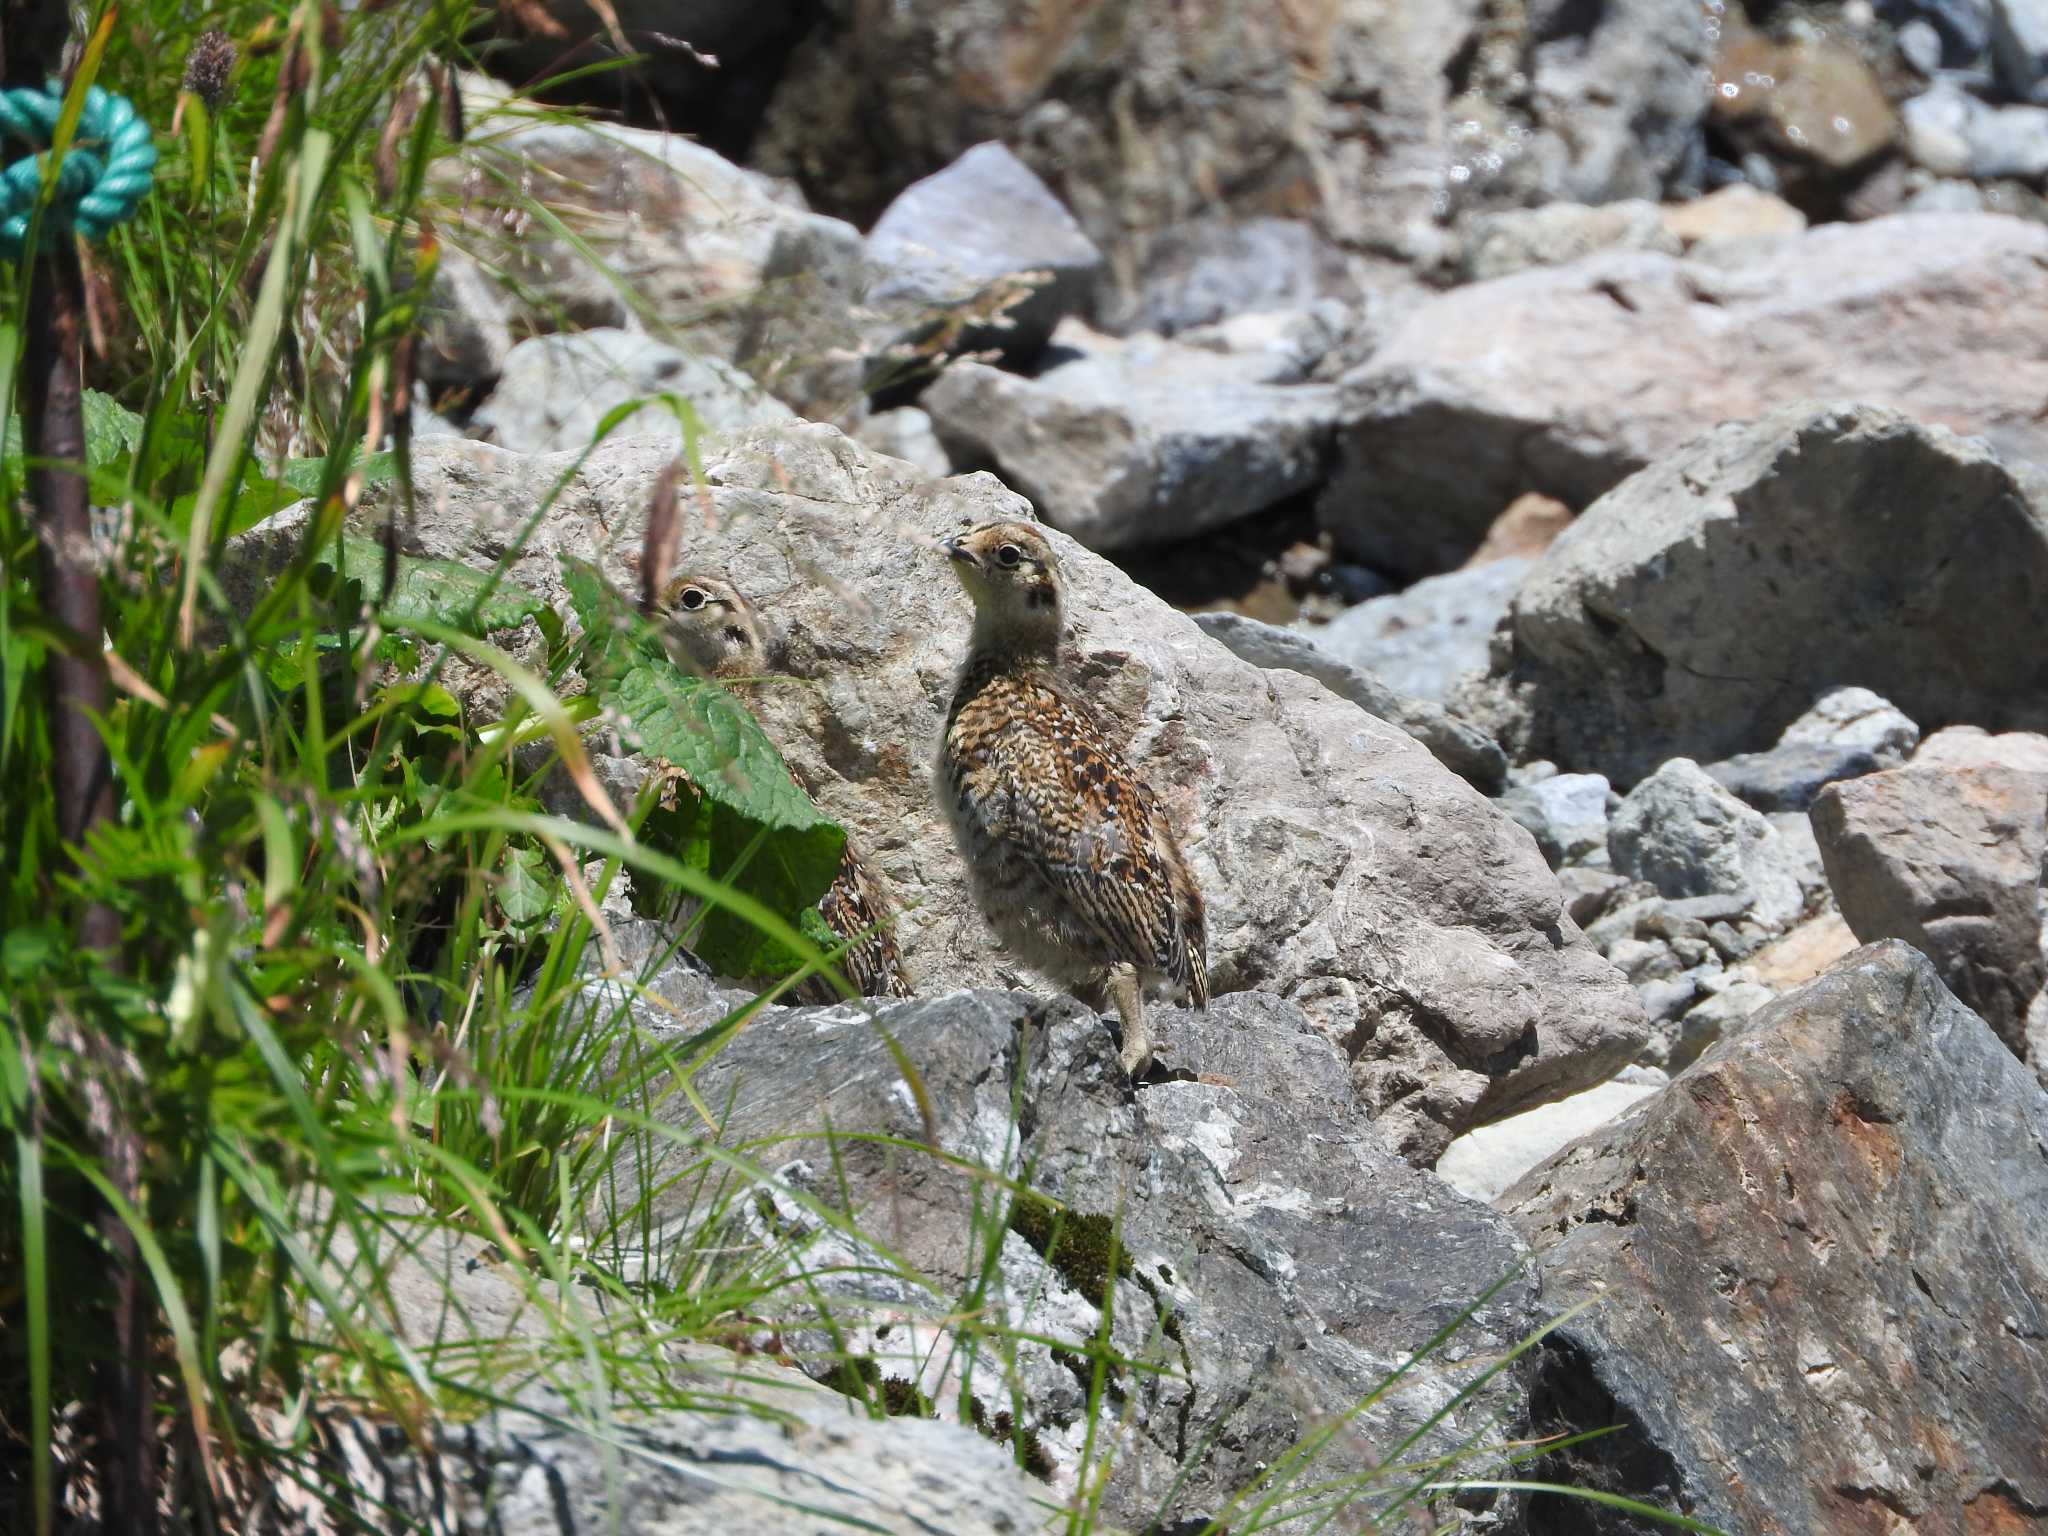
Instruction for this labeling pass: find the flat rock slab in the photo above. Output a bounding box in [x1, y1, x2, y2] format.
[1470, 400, 2048, 786]
[234, 422, 1644, 1161]
[924, 327, 1340, 551]
[1434, 1074, 1664, 1204]
[1704, 686, 1920, 814]
[349, 1380, 1054, 1536]
[1503, 942, 2048, 1533]
[1319, 213, 2048, 578]
[1304, 556, 1531, 707]
[1192, 610, 1507, 791]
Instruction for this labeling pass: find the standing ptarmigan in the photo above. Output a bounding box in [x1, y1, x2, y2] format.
[658, 574, 913, 1003]
[935, 521, 1208, 1077]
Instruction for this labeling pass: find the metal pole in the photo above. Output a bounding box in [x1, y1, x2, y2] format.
[7, 7, 155, 1525]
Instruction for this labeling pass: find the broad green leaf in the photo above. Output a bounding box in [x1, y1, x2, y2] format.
[612, 662, 843, 976]
[280, 451, 396, 497]
[561, 554, 655, 686]
[561, 553, 846, 976]
[496, 844, 561, 930]
[84, 391, 144, 467]
[4, 389, 143, 470]
[324, 535, 545, 636]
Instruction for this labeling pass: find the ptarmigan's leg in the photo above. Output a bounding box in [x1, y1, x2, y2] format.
[1107, 963, 1152, 1079]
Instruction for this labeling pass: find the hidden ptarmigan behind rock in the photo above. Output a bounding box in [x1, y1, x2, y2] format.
[934, 521, 1208, 1077]
[658, 573, 913, 1003]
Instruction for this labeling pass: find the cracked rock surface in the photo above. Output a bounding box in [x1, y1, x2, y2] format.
[1502, 942, 2048, 1534]
[628, 980, 1534, 1530]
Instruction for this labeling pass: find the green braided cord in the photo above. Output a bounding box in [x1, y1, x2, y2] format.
[0, 84, 157, 258]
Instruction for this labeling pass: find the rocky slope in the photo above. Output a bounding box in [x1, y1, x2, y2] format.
[249, 4, 2048, 1525]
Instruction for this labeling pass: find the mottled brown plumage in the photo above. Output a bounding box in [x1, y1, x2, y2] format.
[657, 574, 913, 1002]
[935, 522, 1208, 1076]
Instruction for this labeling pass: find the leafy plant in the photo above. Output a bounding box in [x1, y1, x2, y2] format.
[561, 555, 845, 978]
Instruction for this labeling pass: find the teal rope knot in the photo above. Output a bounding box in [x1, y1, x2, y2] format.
[0, 84, 157, 259]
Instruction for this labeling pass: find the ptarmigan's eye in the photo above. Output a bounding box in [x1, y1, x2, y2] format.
[677, 586, 708, 611]
[995, 544, 1023, 568]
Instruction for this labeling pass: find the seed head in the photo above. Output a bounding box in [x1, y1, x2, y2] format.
[182, 29, 237, 110]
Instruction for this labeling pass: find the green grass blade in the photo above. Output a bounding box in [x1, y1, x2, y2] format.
[1433, 1481, 1728, 1533]
[178, 129, 333, 645]
[13, 1122, 52, 1536]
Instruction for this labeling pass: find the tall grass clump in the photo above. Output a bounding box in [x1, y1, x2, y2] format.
[0, 2, 857, 1528]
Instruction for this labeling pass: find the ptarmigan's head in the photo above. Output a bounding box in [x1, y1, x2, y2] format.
[657, 573, 770, 680]
[941, 521, 1065, 651]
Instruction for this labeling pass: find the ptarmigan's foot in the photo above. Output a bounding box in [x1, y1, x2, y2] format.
[1108, 964, 1153, 1080]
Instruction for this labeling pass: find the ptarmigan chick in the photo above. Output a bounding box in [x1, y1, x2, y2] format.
[935, 521, 1208, 1077]
[658, 574, 913, 1002]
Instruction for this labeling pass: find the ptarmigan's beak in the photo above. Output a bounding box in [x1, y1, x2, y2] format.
[941, 535, 977, 567]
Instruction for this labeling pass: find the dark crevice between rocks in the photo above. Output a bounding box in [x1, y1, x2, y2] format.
[827, 1358, 1059, 1485]
[1521, 1335, 1696, 1536]
[1104, 489, 1380, 628]
[470, 2, 828, 162]
[1968, 1480, 2048, 1519]
[1836, 1483, 1918, 1520]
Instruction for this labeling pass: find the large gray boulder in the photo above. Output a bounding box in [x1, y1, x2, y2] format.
[1502, 943, 2048, 1534]
[632, 982, 1537, 1531]
[1319, 214, 2048, 577]
[1811, 749, 2048, 1064]
[1468, 401, 2048, 786]
[435, 117, 870, 421]
[865, 142, 1104, 369]
[922, 324, 1340, 551]
[236, 423, 1645, 1161]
